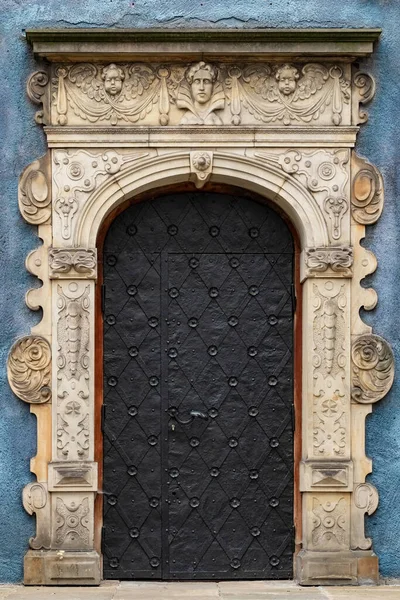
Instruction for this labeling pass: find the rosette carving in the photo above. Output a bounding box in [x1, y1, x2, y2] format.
[351, 334, 394, 404]
[8, 336, 51, 404]
[190, 151, 213, 188]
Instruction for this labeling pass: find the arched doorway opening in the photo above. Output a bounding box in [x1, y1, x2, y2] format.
[96, 186, 302, 580]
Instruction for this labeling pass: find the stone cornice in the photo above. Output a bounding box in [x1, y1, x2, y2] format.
[25, 28, 381, 61]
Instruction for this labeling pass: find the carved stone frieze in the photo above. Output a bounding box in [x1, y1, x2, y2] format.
[47, 61, 352, 127]
[351, 152, 383, 225]
[27, 70, 50, 125]
[55, 282, 91, 461]
[312, 281, 348, 457]
[53, 495, 92, 549]
[19, 153, 51, 225]
[303, 247, 353, 280]
[311, 496, 349, 550]
[351, 483, 379, 550]
[53, 149, 149, 243]
[22, 482, 51, 550]
[352, 71, 376, 125]
[49, 248, 97, 279]
[351, 334, 394, 404]
[190, 151, 213, 188]
[8, 336, 51, 404]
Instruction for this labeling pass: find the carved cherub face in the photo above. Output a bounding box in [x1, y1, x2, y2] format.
[186, 62, 218, 106]
[102, 64, 125, 96]
[276, 64, 299, 95]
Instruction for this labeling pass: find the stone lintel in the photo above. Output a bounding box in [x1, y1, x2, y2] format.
[44, 126, 359, 149]
[296, 550, 379, 586]
[26, 28, 381, 61]
[24, 550, 101, 585]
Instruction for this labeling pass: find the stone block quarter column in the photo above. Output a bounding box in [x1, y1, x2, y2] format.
[7, 27, 393, 585]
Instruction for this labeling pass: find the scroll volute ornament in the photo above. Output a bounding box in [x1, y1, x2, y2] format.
[8, 336, 51, 404]
[26, 70, 50, 125]
[352, 71, 376, 125]
[351, 152, 383, 225]
[19, 152, 51, 225]
[351, 334, 394, 404]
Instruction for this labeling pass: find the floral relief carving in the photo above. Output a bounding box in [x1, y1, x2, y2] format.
[8, 336, 51, 404]
[49, 248, 97, 279]
[312, 282, 347, 457]
[56, 283, 91, 460]
[22, 482, 51, 550]
[54, 497, 90, 548]
[304, 247, 353, 277]
[351, 334, 394, 404]
[53, 150, 148, 242]
[256, 149, 349, 242]
[19, 153, 51, 225]
[312, 497, 348, 550]
[49, 61, 351, 127]
[351, 152, 383, 225]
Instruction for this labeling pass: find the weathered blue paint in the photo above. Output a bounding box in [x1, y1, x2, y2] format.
[0, 0, 399, 583]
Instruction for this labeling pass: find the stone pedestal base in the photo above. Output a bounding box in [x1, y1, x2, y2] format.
[296, 549, 379, 586]
[24, 550, 101, 585]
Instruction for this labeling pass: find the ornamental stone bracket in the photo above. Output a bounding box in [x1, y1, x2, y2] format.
[8, 28, 393, 586]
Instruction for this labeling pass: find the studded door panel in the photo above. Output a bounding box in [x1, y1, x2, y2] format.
[102, 192, 294, 580]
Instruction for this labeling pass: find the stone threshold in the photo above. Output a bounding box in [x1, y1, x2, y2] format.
[1, 581, 400, 599]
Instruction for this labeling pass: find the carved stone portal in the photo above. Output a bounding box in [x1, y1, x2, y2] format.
[10, 28, 391, 586]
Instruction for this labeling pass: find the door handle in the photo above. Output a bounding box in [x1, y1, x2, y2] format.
[189, 410, 208, 420]
[168, 406, 208, 426]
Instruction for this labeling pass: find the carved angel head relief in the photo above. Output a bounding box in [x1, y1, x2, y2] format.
[275, 64, 299, 96]
[101, 64, 125, 96]
[177, 61, 225, 125]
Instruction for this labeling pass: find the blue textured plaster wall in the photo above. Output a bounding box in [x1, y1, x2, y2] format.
[0, 0, 400, 583]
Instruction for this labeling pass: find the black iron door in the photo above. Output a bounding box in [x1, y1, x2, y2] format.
[102, 192, 294, 580]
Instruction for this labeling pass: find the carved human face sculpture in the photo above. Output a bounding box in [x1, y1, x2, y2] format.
[104, 67, 123, 96]
[190, 69, 214, 105]
[276, 66, 298, 96]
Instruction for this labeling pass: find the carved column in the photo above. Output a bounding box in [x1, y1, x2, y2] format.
[298, 258, 355, 583]
[47, 257, 99, 582]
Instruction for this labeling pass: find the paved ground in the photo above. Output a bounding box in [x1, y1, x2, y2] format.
[1, 581, 400, 600]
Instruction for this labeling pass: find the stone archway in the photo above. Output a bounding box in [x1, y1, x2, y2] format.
[7, 28, 394, 586]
